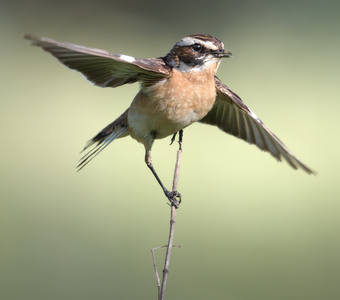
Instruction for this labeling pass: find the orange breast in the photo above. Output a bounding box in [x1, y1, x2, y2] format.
[128, 66, 218, 146]
[148, 69, 217, 124]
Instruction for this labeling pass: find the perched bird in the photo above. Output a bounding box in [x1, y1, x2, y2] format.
[25, 33, 315, 207]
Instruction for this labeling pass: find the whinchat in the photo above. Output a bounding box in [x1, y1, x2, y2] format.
[25, 33, 315, 207]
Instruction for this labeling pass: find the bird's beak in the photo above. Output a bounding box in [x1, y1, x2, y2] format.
[222, 50, 233, 58]
[212, 49, 233, 58]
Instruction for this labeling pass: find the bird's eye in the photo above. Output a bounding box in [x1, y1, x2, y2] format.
[192, 43, 203, 52]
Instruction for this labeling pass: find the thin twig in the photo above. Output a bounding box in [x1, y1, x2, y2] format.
[160, 206, 176, 300]
[151, 245, 181, 300]
[159, 130, 183, 300]
[151, 130, 183, 300]
[171, 130, 182, 193]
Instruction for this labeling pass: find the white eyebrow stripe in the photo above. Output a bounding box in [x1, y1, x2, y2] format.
[120, 54, 135, 62]
[176, 37, 219, 50]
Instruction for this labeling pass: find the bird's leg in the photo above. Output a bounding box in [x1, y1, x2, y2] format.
[170, 129, 183, 148]
[169, 132, 177, 145]
[145, 150, 181, 208]
[178, 129, 183, 151]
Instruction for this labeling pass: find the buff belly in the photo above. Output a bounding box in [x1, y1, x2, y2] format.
[127, 70, 217, 147]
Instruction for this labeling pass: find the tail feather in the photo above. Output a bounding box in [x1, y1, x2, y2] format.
[77, 109, 129, 171]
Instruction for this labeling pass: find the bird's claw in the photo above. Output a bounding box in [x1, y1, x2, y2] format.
[170, 132, 177, 146]
[164, 190, 181, 208]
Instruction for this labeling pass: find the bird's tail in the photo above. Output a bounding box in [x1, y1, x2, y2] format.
[77, 109, 129, 171]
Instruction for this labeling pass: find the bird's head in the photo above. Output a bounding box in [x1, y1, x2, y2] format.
[164, 34, 232, 72]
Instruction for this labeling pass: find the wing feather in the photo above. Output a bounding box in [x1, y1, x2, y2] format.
[199, 76, 315, 174]
[24, 34, 171, 88]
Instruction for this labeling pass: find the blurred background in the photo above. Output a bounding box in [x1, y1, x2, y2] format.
[1, 0, 340, 299]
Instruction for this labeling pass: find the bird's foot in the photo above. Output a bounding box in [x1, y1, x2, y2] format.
[170, 132, 177, 145]
[164, 190, 181, 208]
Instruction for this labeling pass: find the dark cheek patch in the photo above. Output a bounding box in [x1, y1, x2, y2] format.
[177, 48, 204, 66]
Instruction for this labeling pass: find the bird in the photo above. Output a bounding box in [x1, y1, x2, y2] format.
[24, 33, 315, 207]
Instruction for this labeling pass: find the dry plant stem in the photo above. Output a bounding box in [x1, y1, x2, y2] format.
[172, 130, 182, 193]
[151, 245, 165, 299]
[159, 130, 183, 300]
[160, 206, 176, 300]
[151, 245, 181, 300]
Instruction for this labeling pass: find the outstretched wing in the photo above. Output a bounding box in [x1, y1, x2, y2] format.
[24, 34, 171, 88]
[199, 76, 315, 174]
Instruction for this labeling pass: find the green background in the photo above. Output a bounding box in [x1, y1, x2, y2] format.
[2, 0, 340, 299]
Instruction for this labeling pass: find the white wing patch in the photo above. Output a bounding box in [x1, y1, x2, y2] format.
[120, 54, 135, 62]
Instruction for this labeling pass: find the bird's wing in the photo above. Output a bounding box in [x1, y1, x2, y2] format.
[199, 76, 315, 174]
[24, 34, 171, 88]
